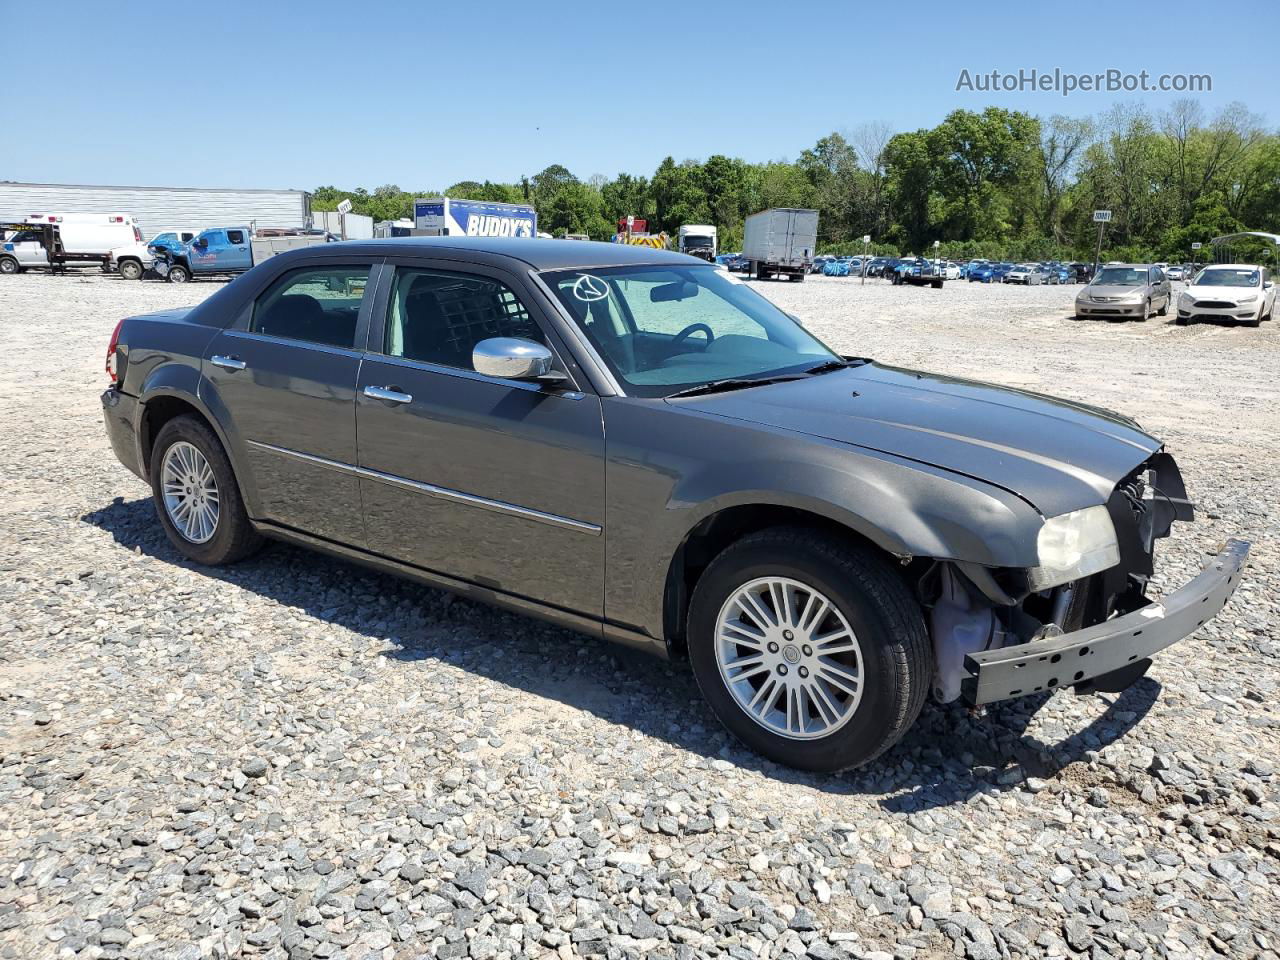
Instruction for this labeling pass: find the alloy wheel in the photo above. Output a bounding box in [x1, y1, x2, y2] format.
[161, 441, 220, 543]
[715, 577, 865, 740]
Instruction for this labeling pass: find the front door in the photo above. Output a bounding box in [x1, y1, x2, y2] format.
[355, 261, 605, 616]
[201, 260, 378, 545]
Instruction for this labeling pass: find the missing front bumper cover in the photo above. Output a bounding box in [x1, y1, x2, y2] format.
[961, 539, 1250, 706]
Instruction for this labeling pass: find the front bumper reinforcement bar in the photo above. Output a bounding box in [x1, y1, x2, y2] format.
[962, 539, 1250, 705]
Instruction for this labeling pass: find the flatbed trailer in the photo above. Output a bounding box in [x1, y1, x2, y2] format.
[0, 222, 93, 274]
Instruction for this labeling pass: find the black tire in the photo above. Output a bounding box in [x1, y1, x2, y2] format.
[167, 264, 190, 283]
[1157, 297, 1168, 317]
[149, 415, 263, 565]
[118, 259, 143, 281]
[1137, 299, 1150, 322]
[687, 527, 931, 772]
[0, 256, 18, 275]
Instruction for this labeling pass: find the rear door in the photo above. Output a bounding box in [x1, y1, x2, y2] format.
[355, 257, 605, 616]
[201, 259, 380, 545]
[222, 228, 253, 271]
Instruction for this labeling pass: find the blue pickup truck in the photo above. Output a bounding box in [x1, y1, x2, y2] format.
[150, 227, 334, 282]
[151, 227, 253, 283]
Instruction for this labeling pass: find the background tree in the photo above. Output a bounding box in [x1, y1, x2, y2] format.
[311, 100, 1280, 262]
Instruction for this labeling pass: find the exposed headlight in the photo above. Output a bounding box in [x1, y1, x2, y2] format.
[1238, 295, 1257, 303]
[1027, 505, 1120, 591]
[1179, 292, 1193, 307]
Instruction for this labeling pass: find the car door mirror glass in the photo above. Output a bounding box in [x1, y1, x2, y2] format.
[473, 337, 555, 381]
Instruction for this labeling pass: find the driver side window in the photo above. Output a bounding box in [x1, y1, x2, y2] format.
[384, 267, 545, 372]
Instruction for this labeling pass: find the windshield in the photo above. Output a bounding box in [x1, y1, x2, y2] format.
[1194, 268, 1259, 287]
[682, 235, 713, 249]
[543, 264, 837, 398]
[1093, 267, 1147, 285]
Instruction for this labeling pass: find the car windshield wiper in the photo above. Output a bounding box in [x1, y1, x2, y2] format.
[801, 359, 860, 375]
[667, 374, 806, 399]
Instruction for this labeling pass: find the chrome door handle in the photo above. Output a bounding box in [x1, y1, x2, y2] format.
[364, 385, 412, 404]
[210, 355, 246, 371]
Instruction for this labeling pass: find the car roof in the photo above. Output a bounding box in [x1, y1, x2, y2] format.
[283, 236, 702, 271]
[1199, 263, 1262, 270]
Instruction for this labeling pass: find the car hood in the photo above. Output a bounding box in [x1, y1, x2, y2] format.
[675, 362, 1160, 517]
[1184, 284, 1254, 301]
[1082, 284, 1147, 298]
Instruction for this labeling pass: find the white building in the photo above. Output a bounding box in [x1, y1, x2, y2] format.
[0, 181, 312, 234]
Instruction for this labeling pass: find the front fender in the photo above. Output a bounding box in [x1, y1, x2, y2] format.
[667, 452, 1038, 569]
[602, 399, 1043, 641]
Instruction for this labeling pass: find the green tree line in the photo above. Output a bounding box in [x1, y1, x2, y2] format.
[313, 100, 1280, 263]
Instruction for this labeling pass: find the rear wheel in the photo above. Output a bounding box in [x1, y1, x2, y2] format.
[1157, 296, 1169, 317]
[149, 415, 262, 565]
[688, 528, 931, 772]
[117, 259, 143, 281]
[167, 264, 190, 283]
[0, 256, 18, 275]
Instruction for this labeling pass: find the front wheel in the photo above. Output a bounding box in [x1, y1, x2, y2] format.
[688, 528, 931, 772]
[167, 264, 190, 283]
[149, 415, 263, 565]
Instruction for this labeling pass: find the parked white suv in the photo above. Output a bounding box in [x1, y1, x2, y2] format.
[1177, 264, 1275, 327]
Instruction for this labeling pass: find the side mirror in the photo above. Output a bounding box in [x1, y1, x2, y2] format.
[1266, 280, 1274, 289]
[473, 337, 562, 383]
[193, 238, 208, 248]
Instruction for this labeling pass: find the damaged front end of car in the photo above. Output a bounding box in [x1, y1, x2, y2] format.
[921, 451, 1250, 705]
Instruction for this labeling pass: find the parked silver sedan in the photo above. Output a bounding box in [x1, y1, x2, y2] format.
[1074, 264, 1172, 321]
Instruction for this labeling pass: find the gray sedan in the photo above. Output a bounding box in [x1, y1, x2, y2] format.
[1075, 264, 1172, 320]
[100, 238, 1247, 772]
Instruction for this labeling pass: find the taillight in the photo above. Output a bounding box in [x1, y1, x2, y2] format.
[106, 318, 125, 384]
[133, 225, 142, 242]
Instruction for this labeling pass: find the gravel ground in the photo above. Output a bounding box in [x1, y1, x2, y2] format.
[1, 270, 1277, 960]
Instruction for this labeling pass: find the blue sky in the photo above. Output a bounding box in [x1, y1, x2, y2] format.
[4, 0, 1270, 191]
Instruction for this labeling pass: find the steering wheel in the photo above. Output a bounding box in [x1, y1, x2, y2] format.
[671, 322, 715, 351]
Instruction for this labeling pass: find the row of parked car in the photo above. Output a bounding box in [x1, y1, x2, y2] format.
[809, 255, 1101, 285]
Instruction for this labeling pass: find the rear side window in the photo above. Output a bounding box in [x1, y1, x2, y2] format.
[383, 267, 545, 371]
[252, 265, 371, 349]
[226, 229, 245, 244]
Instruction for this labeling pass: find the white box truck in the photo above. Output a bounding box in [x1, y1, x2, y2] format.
[413, 197, 538, 237]
[678, 224, 717, 261]
[743, 208, 818, 282]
